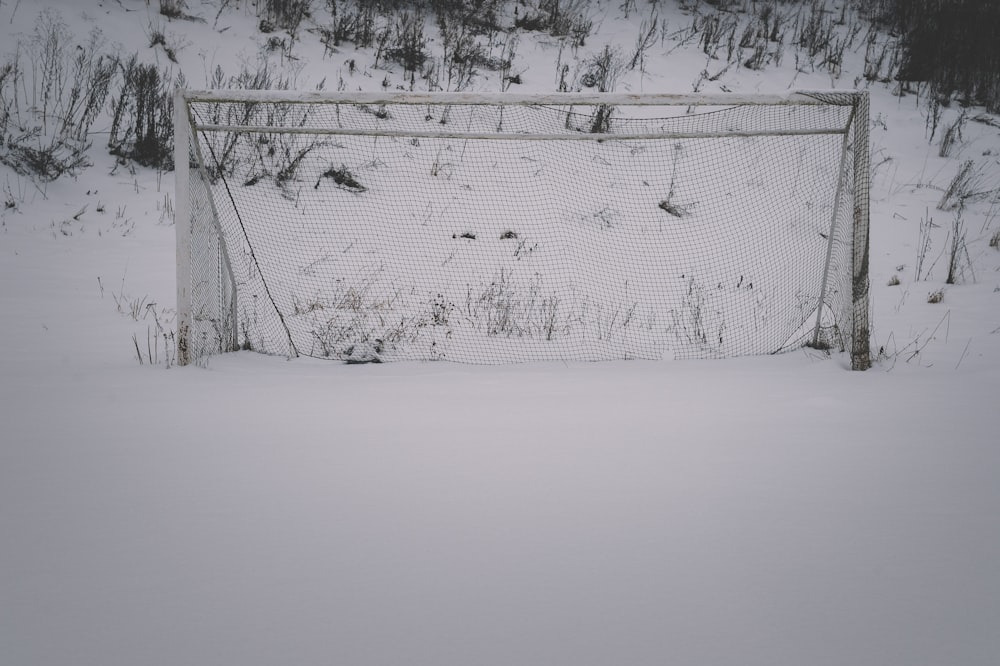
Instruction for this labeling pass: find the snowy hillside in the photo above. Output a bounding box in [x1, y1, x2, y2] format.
[1, 1, 998, 665]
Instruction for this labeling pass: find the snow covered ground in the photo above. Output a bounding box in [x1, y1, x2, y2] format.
[2, 1, 999, 665]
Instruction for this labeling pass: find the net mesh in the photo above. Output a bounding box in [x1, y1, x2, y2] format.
[180, 93, 866, 364]
[184, 161, 237, 361]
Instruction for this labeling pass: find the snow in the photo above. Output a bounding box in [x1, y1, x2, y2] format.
[2, 1, 1000, 665]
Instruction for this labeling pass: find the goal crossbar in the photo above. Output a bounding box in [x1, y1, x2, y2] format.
[193, 124, 848, 141]
[179, 89, 850, 106]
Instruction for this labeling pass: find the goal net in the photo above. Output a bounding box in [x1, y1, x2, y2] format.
[175, 90, 870, 369]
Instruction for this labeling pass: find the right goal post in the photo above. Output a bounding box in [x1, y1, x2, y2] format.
[175, 90, 870, 369]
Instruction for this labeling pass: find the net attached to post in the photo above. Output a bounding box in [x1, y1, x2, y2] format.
[177, 91, 868, 366]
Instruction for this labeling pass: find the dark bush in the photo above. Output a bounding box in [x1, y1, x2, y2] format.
[159, 0, 186, 19]
[260, 0, 313, 34]
[875, 0, 1000, 112]
[108, 56, 175, 170]
[514, 0, 592, 44]
[321, 2, 377, 50]
[385, 11, 429, 72]
[430, 0, 503, 33]
[318, 165, 366, 192]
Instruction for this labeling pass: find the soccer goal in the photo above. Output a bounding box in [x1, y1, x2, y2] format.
[174, 90, 870, 369]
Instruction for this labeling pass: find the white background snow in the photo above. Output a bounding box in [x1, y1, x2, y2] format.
[1, 1, 999, 664]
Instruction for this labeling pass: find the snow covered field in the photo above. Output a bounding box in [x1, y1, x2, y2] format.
[2, 1, 999, 664]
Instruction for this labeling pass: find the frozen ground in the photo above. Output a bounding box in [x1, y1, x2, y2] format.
[2, 1, 999, 664]
[2, 350, 998, 666]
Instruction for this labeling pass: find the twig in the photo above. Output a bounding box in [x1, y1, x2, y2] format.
[906, 309, 951, 363]
[955, 339, 971, 370]
[132, 333, 144, 365]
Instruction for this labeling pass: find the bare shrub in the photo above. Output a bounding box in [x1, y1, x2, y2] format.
[794, 0, 835, 59]
[320, 1, 377, 51]
[260, 0, 313, 34]
[195, 61, 326, 190]
[515, 0, 592, 45]
[108, 56, 176, 170]
[659, 143, 689, 217]
[945, 211, 974, 285]
[497, 32, 521, 89]
[938, 160, 993, 211]
[576, 45, 624, 132]
[0, 140, 90, 182]
[430, 0, 504, 35]
[316, 164, 366, 192]
[862, 26, 901, 83]
[386, 11, 428, 72]
[145, 20, 186, 63]
[938, 111, 966, 158]
[468, 269, 562, 340]
[435, 7, 518, 91]
[790, 0, 861, 78]
[628, 11, 659, 72]
[438, 14, 481, 91]
[198, 60, 297, 180]
[698, 10, 738, 60]
[580, 44, 624, 92]
[0, 11, 117, 181]
[737, 1, 789, 70]
[914, 210, 934, 282]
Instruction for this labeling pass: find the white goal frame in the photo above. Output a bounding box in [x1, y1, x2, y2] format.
[175, 90, 870, 369]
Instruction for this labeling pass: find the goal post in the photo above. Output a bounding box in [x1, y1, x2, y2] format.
[175, 90, 870, 369]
